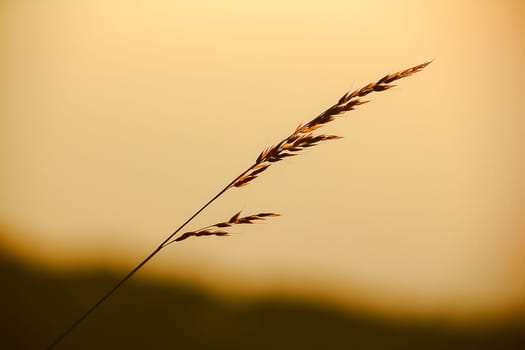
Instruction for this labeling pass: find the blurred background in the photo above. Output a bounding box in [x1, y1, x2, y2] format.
[1, 0, 524, 348]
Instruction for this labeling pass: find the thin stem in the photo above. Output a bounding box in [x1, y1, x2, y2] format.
[46, 164, 256, 350]
[45, 61, 430, 349]
[45, 247, 161, 350]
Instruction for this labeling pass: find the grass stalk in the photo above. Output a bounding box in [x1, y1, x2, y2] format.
[46, 61, 430, 349]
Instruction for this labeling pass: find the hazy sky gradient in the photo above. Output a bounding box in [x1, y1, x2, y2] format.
[1, 0, 524, 321]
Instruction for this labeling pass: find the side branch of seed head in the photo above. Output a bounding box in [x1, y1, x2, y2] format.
[232, 61, 431, 189]
[170, 211, 280, 243]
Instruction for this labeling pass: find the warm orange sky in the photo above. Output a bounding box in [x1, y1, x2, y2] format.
[1, 0, 524, 321]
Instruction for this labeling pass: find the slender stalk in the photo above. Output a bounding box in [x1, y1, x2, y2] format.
[45, 247, 161, 350]
[45, 165, 255, 350]
[46, 61, 430, 349]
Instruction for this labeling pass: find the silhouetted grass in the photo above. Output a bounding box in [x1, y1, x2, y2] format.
[44, 62, 432, 348]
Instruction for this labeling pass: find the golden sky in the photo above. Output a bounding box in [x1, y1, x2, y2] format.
[1, 0, 524, 321]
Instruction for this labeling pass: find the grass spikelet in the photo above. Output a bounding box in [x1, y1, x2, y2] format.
[232, 61, 431, 188]
[171, 211, 280, 243]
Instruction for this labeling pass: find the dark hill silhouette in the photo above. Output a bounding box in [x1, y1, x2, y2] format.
[1, 250, 524, 350]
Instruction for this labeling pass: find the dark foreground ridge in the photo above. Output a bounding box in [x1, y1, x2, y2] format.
[1, 250, 524, 350]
